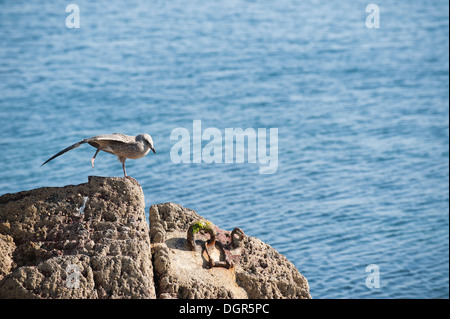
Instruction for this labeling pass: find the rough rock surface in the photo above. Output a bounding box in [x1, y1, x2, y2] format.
[150, 203, 311, 299]
[0, 176, 155, 299]
[0, 178, 311, 299]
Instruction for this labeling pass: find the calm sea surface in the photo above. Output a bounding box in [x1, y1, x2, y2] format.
[0, 0, 448, 298]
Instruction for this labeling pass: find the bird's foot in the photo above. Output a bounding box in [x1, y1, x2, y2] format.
[124, 175, 137, 182]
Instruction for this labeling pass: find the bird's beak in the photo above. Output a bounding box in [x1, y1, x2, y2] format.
[152, 148, 156, 154]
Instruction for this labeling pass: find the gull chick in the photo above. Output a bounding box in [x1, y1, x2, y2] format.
[41, 133, 156, 177]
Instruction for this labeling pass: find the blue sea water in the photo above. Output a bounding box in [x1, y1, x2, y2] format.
[0, 0, 448, 299]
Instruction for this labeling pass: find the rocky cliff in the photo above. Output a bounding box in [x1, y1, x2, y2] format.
[0, 177, 311, 299]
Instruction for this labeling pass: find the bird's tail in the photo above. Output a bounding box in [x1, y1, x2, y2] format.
[41, 139, 87, 166]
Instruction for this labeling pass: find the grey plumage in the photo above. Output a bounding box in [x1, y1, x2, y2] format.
[41, 133, 156, 177]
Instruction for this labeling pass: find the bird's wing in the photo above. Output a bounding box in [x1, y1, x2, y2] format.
[41, 134, 136, 167]
[86, 133, 135, 144]
[85, 134, 137, 154]
[41, 140, 87, 166]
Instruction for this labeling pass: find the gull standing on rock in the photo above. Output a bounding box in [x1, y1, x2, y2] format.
[41, 133, 156, 177]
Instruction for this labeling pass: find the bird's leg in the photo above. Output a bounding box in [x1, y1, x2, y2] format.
[91, 149, 100, 168]
[117, 157, 129, 178]
[122, 160, 127, 177]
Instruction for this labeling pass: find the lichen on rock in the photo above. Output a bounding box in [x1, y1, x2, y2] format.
[150, 203, 311, 299]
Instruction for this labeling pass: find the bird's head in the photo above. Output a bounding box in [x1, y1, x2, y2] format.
[138, 133, 156, 154]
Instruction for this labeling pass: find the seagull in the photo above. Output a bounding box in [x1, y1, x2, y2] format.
[41, 133, 156, 177]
